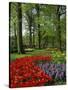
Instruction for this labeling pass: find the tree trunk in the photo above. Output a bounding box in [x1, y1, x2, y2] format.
[26, 11, 33, 48]
[14, 23, 17, 50]
[17, 3, 25, 54]
[52, 36, 54, 48]
[29, 19, 32, 48]
[33, 28, 35, 48]
[45, 36, 48, 48]
[9, 2, 11, 53]
[57, 6, 61, 50]
[38, 24, 41, 48]
[36, 4, 41, 49]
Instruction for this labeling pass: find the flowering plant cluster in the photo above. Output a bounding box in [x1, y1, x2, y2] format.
[10, 56, 52, 88]
[46, 48, 59, 51]
[38, 62, 66, 80]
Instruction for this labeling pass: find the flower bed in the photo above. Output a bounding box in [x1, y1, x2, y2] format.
[10, 56, 52, 88]
[37, 62, 66, 85]
[37, 63, 66, 80]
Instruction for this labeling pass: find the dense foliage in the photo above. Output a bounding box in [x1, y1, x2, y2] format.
[10, 3, 66, 52]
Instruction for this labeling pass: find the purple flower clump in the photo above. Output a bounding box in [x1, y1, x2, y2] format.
[37, 62, 66, 80]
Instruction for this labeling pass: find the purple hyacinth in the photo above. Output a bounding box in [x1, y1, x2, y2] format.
[37, 62, 66, 80]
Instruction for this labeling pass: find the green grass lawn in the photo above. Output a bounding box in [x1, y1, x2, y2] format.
[10, 48, 66, 64]
[10, 49, 50, 61]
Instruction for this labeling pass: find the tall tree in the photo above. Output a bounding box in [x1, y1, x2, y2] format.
[32, 22, 35, 48]
[36, 4, 41, 48]
[17, 3, 25, 53]
[56, 5, 66, 50]
[27, 11, 33, 48]
[9, 2, 12, 53]
[56, 6, 61, 50]
[14, 22, 17, 50]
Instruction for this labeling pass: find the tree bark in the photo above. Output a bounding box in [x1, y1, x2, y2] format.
[57, 6, 61, 50]
[17, 3, 25, 53]
[52, 36, 54, 48]
[33, 23, 35, 48]
[29, 19, 32, 48]
[26, 11, 33, 48]
[9, 2, 11, 53]
[36, 4, 41, 49]
[14, 23, 17, 49]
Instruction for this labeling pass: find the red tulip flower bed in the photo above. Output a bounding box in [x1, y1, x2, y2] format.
[10, 56, 52, 88]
